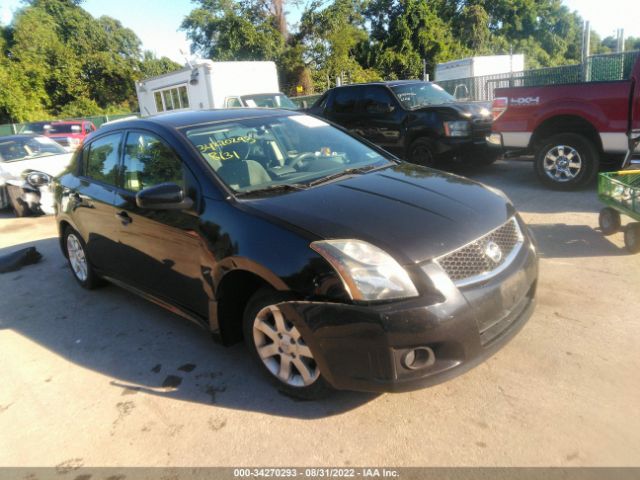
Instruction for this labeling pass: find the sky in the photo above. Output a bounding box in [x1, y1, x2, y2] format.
[0, 0, 638, 63]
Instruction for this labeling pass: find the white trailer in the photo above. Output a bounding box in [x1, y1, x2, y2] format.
[435, 55, 525, 81]
[135, 60, 284, 116]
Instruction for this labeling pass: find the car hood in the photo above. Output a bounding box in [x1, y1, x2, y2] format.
[416, 101, 492, 121]
[245, 164, 515, 264]
[0, 153, 74, 183]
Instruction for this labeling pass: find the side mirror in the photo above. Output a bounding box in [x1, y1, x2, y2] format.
[135, 183, 194, 210]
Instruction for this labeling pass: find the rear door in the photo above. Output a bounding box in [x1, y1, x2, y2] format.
[323, 86, 362, 133]
[112, 130, 209, 317]
[72, 132, 124, 273]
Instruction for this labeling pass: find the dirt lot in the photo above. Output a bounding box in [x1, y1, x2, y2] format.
[0, 159, 639, 468]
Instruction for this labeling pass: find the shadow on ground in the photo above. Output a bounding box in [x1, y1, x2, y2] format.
[0, 238, 377, 419]
[529, 223, 625, 258]
[460, 159, 603, 214]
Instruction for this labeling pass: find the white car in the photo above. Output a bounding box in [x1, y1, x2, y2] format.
[0, 135, 73, 216]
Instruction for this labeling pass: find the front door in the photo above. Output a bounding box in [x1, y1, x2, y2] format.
[356, 86, 405, 155]
[112, 130, 209, 318]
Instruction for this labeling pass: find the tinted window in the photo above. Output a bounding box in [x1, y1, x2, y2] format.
[85, 133, 122, 185]
[361, 86, 395, 113]
[122, 132, 183, 192]
[331, 88, 360, 113]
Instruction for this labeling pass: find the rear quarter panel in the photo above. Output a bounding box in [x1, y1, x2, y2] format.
[494, 81, 632, 139]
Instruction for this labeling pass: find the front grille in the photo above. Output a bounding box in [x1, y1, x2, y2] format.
[435, 217, 523, 286]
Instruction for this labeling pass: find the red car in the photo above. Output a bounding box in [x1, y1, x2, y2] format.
[44, 120, 96, 150]
[489, 55, 640, 189]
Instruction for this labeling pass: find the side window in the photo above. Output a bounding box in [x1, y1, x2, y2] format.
[225, 97, 242, 107]
[361, 86, 395, 114]
[122, 132, 184, 192]
[330, 88, 360, 114]
[154, 92, 164, 113]
[85, 133, 122, 185]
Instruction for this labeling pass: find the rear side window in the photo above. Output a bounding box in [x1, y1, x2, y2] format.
[121, 132, 184, 192]
[330, 88, 360, 113]
[85, 133, 122, 185]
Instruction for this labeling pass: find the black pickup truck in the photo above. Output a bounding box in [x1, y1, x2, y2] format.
[307, 80, 499, 167]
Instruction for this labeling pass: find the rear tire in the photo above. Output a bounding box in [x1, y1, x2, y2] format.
[534, 133, 600, 190]
[598, 207, 621, 235]
[624, 223, 640, 254]
[243, 288, 332, 400]
[63, 227, 103, 289]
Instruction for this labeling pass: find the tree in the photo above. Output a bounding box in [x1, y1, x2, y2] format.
[0, 0, 179, 121]
[181, 0, 286, 61]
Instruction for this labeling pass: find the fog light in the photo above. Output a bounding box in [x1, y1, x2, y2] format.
[402, 347, 435, 370]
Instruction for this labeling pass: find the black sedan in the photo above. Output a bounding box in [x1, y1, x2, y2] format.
[54, 109, 537, 399]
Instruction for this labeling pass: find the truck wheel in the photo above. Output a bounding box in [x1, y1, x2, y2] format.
[624, 223, 640, 254]
[408, 138, 435, 167]
[534, 133, 600, 189]
[243, 288, 332, 400]
[599, 207, 621, 235]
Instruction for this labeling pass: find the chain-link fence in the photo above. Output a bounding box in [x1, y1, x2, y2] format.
[435, 50, 640, 102]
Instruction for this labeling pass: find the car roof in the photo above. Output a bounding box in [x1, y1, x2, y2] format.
[51, 120, 84, 125]
[332, 80, 427, 89]
[98, 108, 299, 133]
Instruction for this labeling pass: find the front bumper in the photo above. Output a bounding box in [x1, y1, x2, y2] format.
[433, 135, 501, 164]
[279, 237, 538, 393]
[4, 182, 55, 215]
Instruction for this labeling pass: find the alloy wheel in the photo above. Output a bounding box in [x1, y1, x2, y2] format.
[543, 145, 582, 182]
[67, 233, 88, 282]
[252, 304, 320, 387]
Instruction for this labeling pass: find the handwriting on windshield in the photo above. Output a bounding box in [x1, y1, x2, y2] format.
[198, 135, 255, 155]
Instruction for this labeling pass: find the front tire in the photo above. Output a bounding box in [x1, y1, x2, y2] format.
[243, 288, 332, 399]
[408, 138, 435, 167]
[64, 228, 103, 289]
[534, 133, 600, 189]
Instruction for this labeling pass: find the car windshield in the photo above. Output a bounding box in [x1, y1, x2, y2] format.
[240, 94, 299, 110]
[0, 136, 67, 162]
[21, 122, 51, 135]
[183, 114, 393, 194]
[390, 83, 456, 109]
[47, 124, 82, 134]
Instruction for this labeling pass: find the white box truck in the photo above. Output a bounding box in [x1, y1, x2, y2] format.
[435, 55, 525, 81]
[135, 60, 297, 116]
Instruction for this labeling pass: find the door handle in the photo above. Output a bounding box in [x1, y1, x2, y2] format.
[115, 211, 132, 225]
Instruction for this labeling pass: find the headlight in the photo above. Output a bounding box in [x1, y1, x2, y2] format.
[444, 120, 470, 137]
[25, 171, 51, 187]
[310, 239, 419, 301]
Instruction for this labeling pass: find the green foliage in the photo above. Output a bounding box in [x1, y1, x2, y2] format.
[0, 0, 180, 123]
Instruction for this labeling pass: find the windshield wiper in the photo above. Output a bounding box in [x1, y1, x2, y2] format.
[306, 164, 389, 187]
[235, 183, 305, 197]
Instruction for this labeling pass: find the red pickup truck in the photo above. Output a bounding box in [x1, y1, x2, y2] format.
[490, 55, 640, 189]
